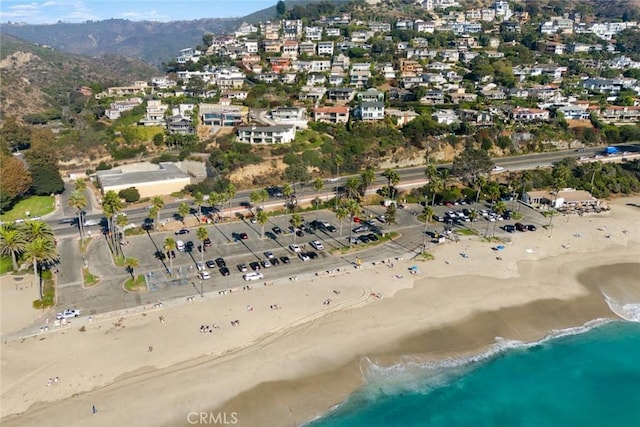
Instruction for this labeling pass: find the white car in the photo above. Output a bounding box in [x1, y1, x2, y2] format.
[298, 252, 311, 262]
[199, 271, 211, 280]
[243, 272, 264, 281]
[196, 262, 205, 271]
[309, 240, 324, 250]
[492, 166, 505, 172]
[56, 309, 80, 320]
[289, 244, 302, 253]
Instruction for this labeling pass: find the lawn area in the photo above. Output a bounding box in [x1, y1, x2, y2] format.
[124, 274, 147, 292]
[1, 195, 56, 222]
[0, 256, 13, 274]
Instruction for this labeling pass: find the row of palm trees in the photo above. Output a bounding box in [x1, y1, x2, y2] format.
[0, 220, 58, 299]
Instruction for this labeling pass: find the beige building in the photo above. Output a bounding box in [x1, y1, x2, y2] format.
[96, 162, 191, 198]
[523, 189, 600, 210]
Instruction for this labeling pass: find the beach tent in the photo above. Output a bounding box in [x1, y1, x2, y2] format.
[496, 245, 505, 251]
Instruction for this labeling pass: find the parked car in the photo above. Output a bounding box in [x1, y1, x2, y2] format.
[219, 267, 230, 276]
[298, 252, 311, 262]
[353, 225, 369, 233]
[367, 233, 379, 241]
[239, 232, 249, 240]
[249, 261, 261, 271]
[261, 259, 272, 268]
[280, 256, 290, 264]
[203, 238, 212, 247]
[175, 228, 189, 235]
[237, 263, 248, 272]
[289, 244, 302, 253]
[306, 251, 318, 260]
[243, 272, 264, 281]
[185, 241, 195, 251]
[515, 223, 527, 232]
[272, 226, 283, 235]
[309, 240, 324, 250]
[206, 260, 217, 268]
[271, 257, 280, 266]
[360, 235, 371, 243]
[503, 225, 516, 233]
[376, 215, 387, 223]
[196, 262, 206, 271]
[56, 309, 80, 320]
[264, 251, 275, 259]
[199, 271, 211, 280]
[526, 224, 537, 231]
[166, 250, 176, 259]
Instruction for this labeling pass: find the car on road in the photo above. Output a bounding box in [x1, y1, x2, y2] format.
[264, 251, 275, 259]
[280, 256, 290, 264]
[243, 272, 264, 281]
[309, 240, 324, 250]
[215, 257, 226, 268]
[196, 262, 206, 271]
[219, 267, 230, 276]
[492, 165, 505, 172]
[206, 260, 217, 268]
[526, 224, 537, 232]
[289, 244, 302, 253]
[56, 309, 80, 320]
[250, 261, 261, 271]
[175, 228, 190, 235]
[237, 263, 248, 272]
[272, 226, 283, 235]
[298, 252, 310, 262]
[239, 232, 249, 240]
[199, 271, 211, 280]
[261, 259, 272, 268]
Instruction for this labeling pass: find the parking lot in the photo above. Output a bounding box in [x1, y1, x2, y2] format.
[55, 201, 545, 317]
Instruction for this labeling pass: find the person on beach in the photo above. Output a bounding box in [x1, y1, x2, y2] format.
[92, 405, 97, 414]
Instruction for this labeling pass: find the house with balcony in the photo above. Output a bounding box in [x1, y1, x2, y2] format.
[105, 98, 143, 120]
[262, 39, 282, 54]
[350, 69, 371, 88]
[236, 125, 297, 144]
[200, 104, 245, 127]
[420, 90, 445, 104]
[599, 106, 640, 123]
[327, 87, 356, 102]
[355, 102, 385, 121]
[313, 106, 350, 124]
[299, 86, 326, 102]
[317, 41, 335, 56]
[385, 109, 419, 127]
[299, 41, 317, 55]
[139, 100, 167, 126]
[282, 40, 299, 59]
[432, 110, 460, 125]
[556, 104, 590, 120]
[358, 88, 385, 103]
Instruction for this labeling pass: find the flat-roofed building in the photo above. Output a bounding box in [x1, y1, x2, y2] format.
[313, 106, 350, 124]
[236, 125, 297, 144]
[96, 162, 191, 198]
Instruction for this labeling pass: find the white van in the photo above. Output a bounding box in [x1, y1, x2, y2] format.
[176, 240, 185, 252]
[243, 272, 264, 282]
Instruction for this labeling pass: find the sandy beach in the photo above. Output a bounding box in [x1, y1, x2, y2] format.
[1, 197, 639, 427]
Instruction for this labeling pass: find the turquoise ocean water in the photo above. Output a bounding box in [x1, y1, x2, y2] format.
[308, 320, 640, 427]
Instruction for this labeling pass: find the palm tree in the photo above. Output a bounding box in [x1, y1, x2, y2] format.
[193, 191, 204, 222]
[493, 201, 508, 236]
[345, 177, 360, 200]
[147, 206, 158, 232]
[164, 237, 176, 273]
[115, 213, 128, 256]
[422, 205, 434, 250]
[0, 224, 27, 271]
[23, 237, 57, 299]
[249, 190, 268, 213]
[382, 168, 401, 200]
[312, 178, 324, 219]
[209, 191, 224, 219]
[290, 213, 303, 243]
[474, 175, 487, 205]
[335, 204, 348, 237]
[256, 210, 269, 239]
[428, 175, 443, 207]
[74, 178, 87, 192]
[343, 198, 362, 248]
[23, 220, 54, 242]
[282, 183, 293, 215]
[102, 190, 124, 254]
[151, 196, 164, 224]
[334, 154, 343, 208]
[126, 258, 139, 280]
[178, 202, 190, 225]
[359, 167, 375, 199]
[196, 226, 209, 262]
[67, 189, 87, 242]
[225, 183, 236, 218]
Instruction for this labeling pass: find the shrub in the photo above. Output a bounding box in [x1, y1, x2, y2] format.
[118, 187, 140, 203]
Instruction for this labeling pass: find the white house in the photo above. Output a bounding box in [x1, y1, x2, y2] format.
[236, 125, 297, 144]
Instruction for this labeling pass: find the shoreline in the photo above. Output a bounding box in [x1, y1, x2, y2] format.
[1, 198, 639, 427]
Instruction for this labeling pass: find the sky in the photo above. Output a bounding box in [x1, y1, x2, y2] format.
[0, 0, 277, 24]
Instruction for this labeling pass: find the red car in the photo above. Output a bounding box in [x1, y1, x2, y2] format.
[239, 232, 249, 240]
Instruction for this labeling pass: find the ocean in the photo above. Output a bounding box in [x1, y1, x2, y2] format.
[308, 320, 640, 427]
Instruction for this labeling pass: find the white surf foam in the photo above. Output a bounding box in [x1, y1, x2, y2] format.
[601, 287, 640, 322]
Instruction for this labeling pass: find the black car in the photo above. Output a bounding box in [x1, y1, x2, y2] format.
[219, 267, 230, 276]
[271, 257, 280, 266]
[249, 261, 261, 271]
[185, 241, 195, 251]
[326, 225, 337, 232]
[306, 251, 318, 259]
[359, 235, 371, 243]
[272, 226, 283, 235]
[296, 229, 304, 237]
[280, 256, 291, 264]
[205, 259, 217, 268]
[303, 226, 314, 234]
[309, 220, 321, 229]
[203, 238, 212, 247]
[515, 223, 527, 232]
[166, 250, 176, 259]
[215, 257, 226, 268]
[503, 225, 516, 233]
[175, 228, 190, 235]
[367, 233, 379, 241]
[526, 224, 537, 232]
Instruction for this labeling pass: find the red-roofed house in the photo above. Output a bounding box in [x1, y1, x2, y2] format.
[312, 106, 350, 124]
